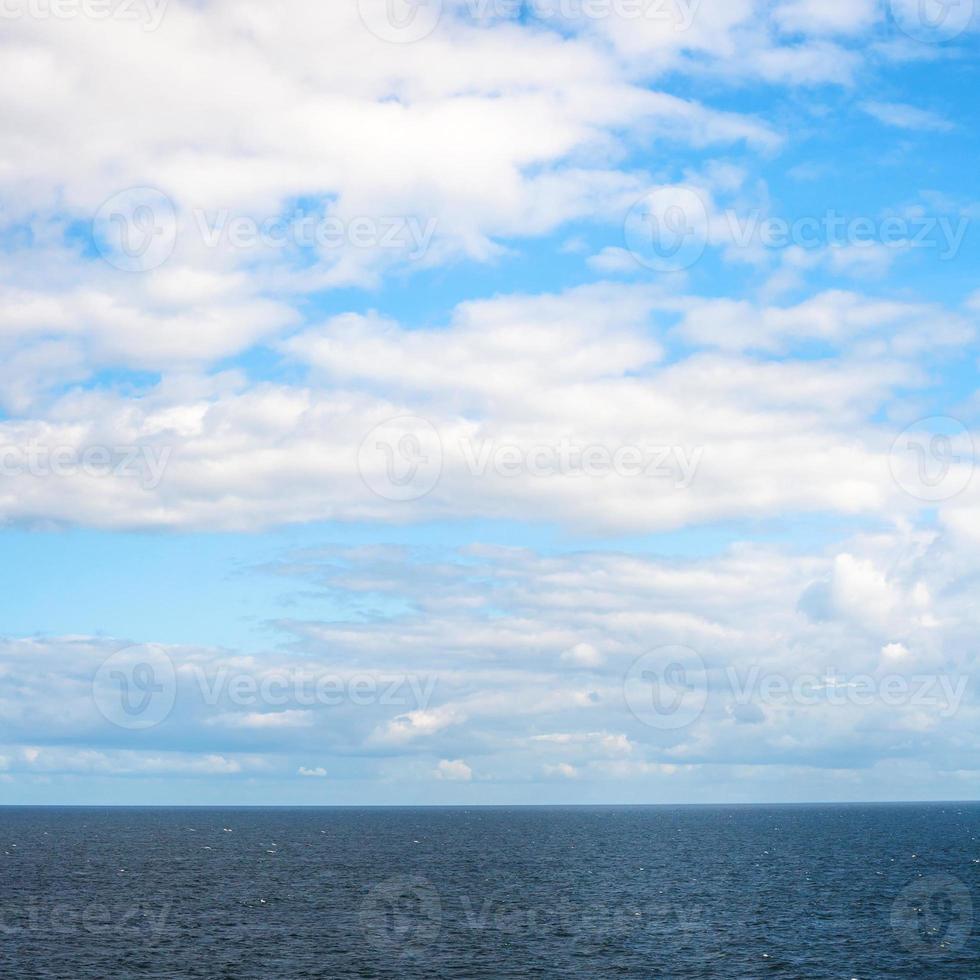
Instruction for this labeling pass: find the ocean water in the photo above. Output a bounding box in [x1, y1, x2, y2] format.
[0, 804, 977, 978]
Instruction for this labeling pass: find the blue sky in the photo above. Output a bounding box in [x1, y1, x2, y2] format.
[0, 0, 979, 804]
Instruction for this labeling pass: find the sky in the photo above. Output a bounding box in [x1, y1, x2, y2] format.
[0, 0, 979, 805]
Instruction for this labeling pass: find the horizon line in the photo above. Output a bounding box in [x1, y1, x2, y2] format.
[2, 799, 978, 809]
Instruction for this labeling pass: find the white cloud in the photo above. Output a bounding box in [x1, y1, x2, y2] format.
[211, 710, 315, 729]
[543, 762, 579, 779]
[434, 759, 473, 781]
[298, 766, 328, 778]
[6, 746, 252, 776]
[859, 101, 954, 132]
[1, 517, 977, 787]
[682, 289, 973, 355]
[374, 706, 466, 744]
[0, 1, 786, 345]
[881, 642, 911, 661]
[561, 643, 606, 667]
[586, 246, 643, 274]
[0, 280, 961, 533]
[827, 553, 903, 633]
[532, 732, 633, 756]
[0, 0, 905, 400]
[0, 0, 976, 804]
[775, 0, 880, 36]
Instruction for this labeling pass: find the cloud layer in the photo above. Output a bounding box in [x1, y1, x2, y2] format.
[1, 0, 977, 801]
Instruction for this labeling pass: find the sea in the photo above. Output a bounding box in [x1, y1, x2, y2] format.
[0, 803, 977, 978]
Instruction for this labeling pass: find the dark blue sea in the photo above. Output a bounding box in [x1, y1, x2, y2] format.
[0, 804, 977, 978]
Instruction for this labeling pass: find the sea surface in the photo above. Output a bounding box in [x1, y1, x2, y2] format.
[0, 804, 977, 978]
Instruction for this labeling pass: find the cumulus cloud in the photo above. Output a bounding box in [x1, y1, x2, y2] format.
[298, 766, 328, 778]
[0, 519, 977, 792]
[434, 759, 473, 781]
[0, 0, 795, 385]
[543, 763, 579, 779]
[374, 706, 467, 744]
[0, 0, 914, 399]
[0, 281, 971, 533]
